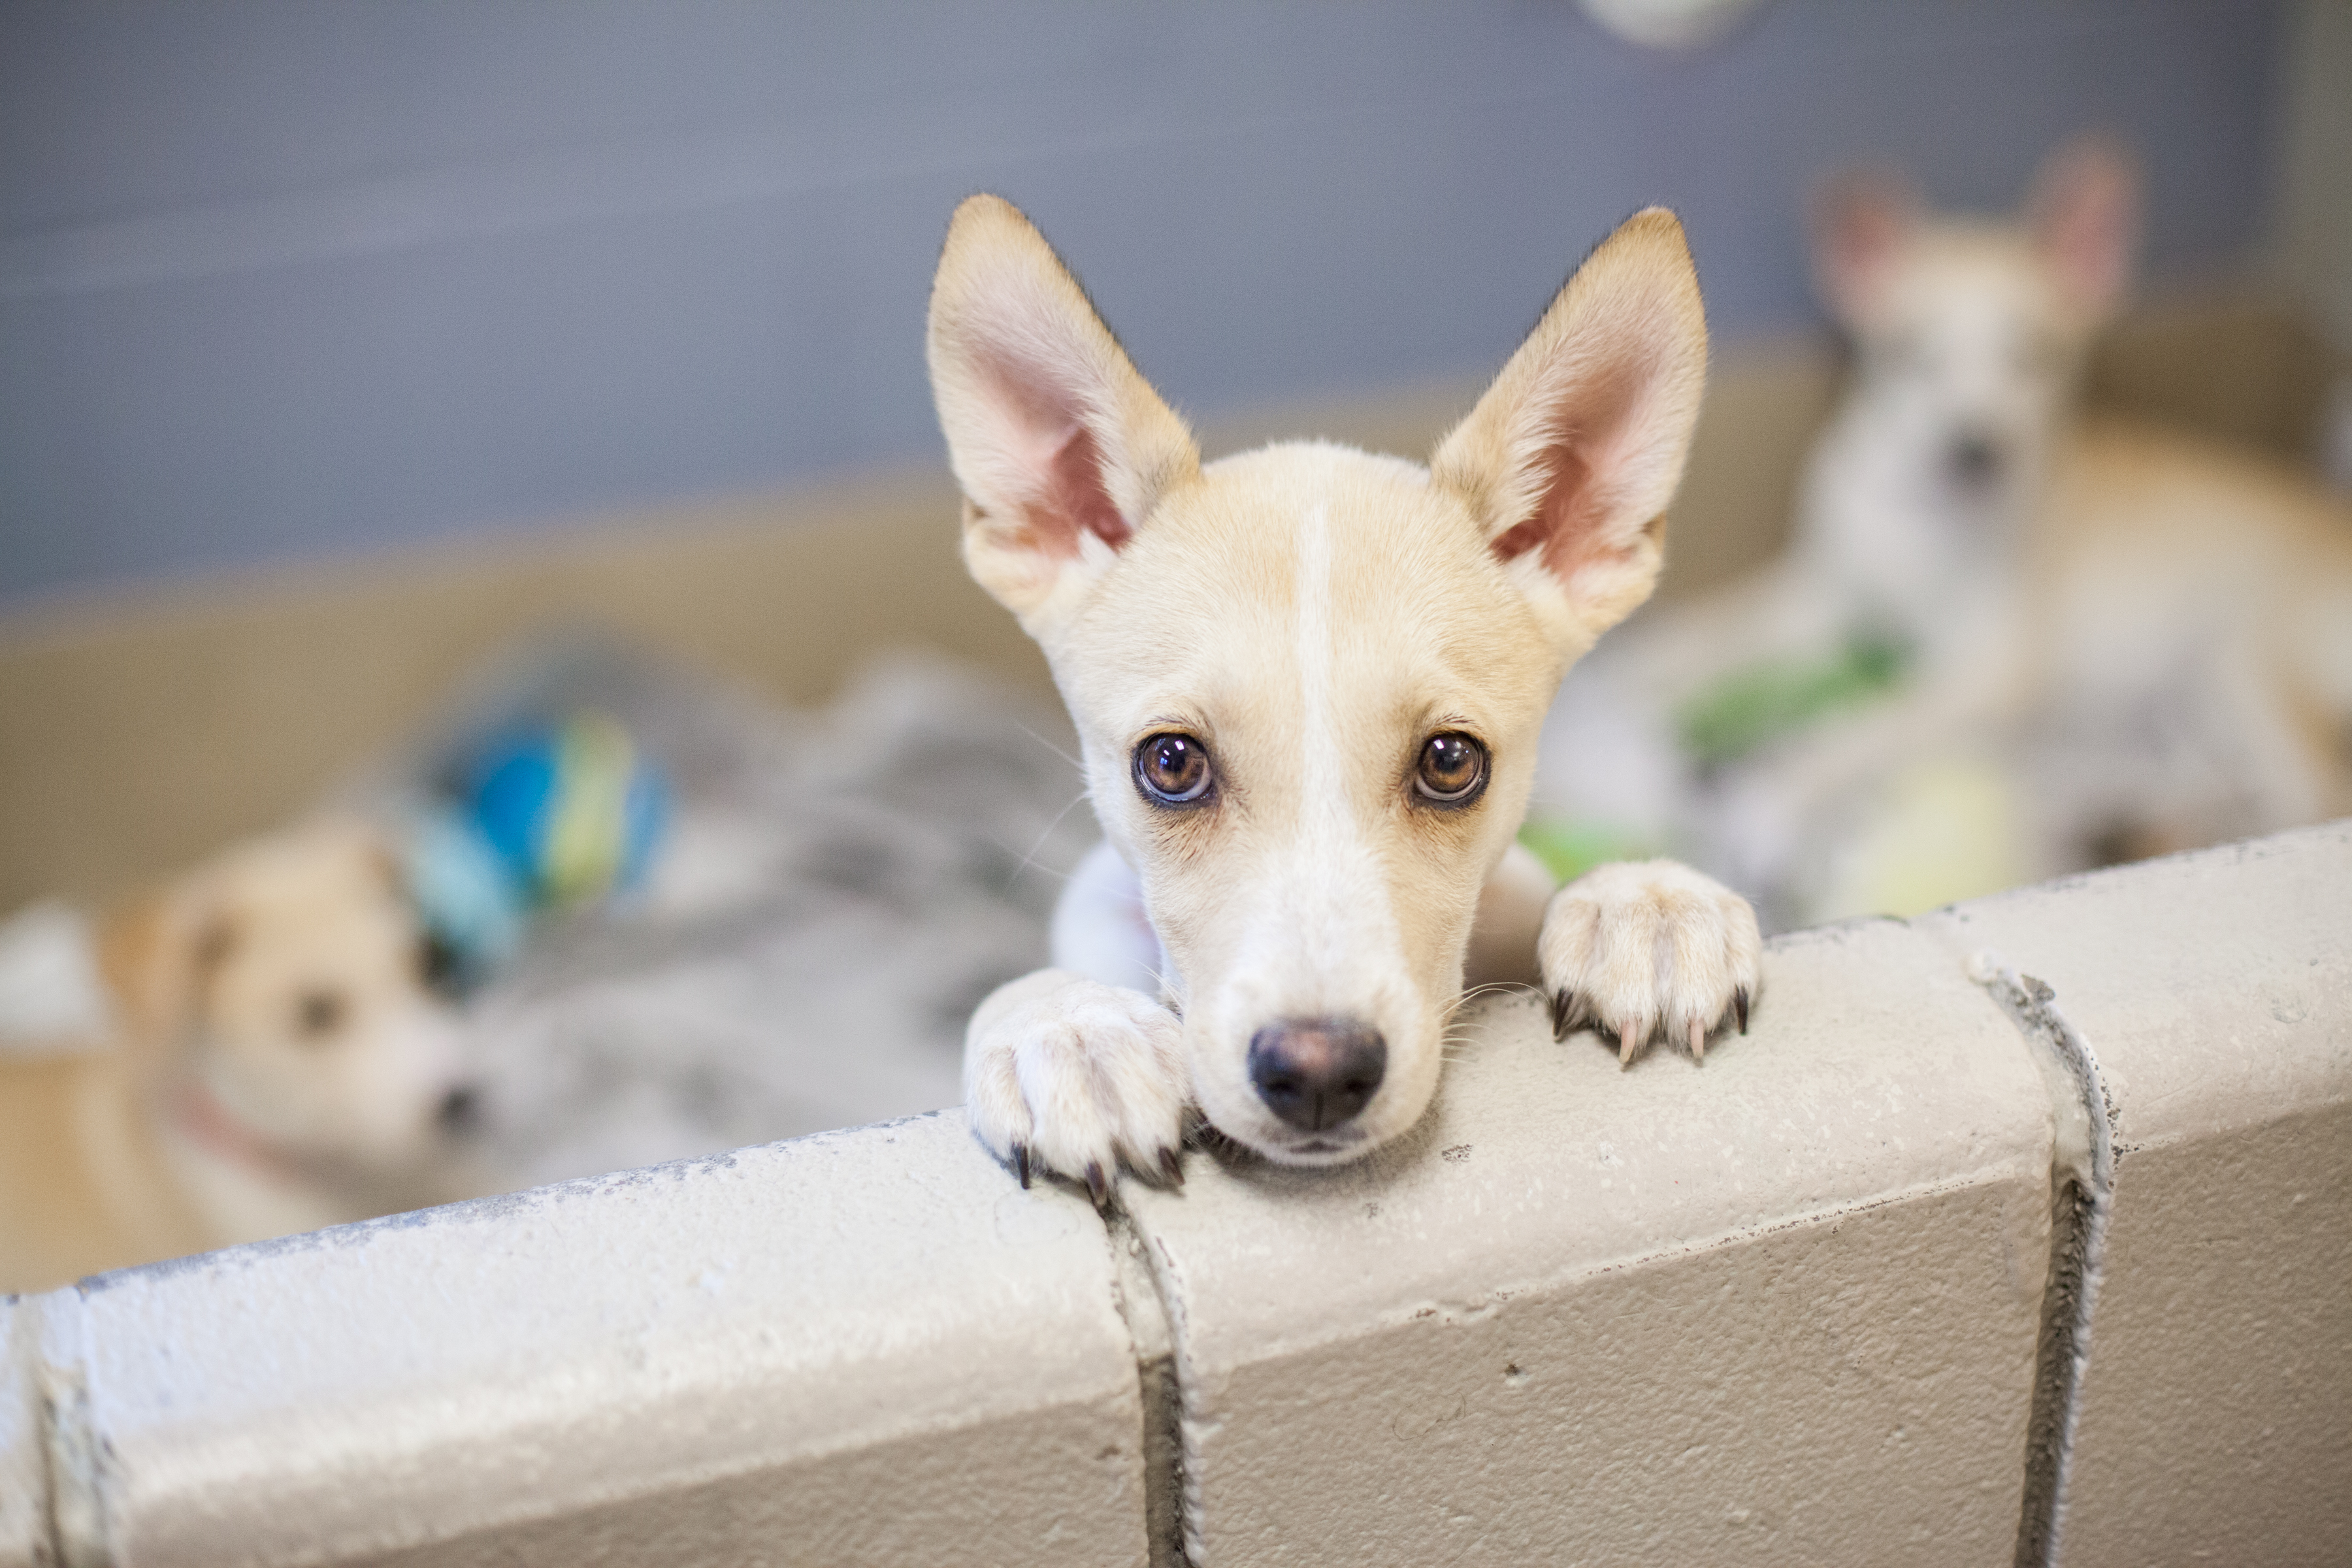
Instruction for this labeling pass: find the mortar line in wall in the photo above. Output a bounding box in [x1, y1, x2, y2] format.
[1965, 952, 2115, 1568]
[16, 1286, 110, 1568]
[1101, 1209, 1194, 1568]
[3, 1300, 53, 1568]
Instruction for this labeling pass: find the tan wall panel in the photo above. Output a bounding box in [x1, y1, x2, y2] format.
[0, 306, 2328, 910]
[0, 476, 1041, 909]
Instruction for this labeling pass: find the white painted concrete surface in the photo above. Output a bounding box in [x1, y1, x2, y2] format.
[1, 1301, 44, 1568]
[1925, 821, 2352, 1567]
[24, 1115, 1151, 1567]
[3, 824, 2346, 1566]
[1124, 918, 2058, 1565]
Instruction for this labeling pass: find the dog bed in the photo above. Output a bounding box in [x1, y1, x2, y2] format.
[363, 640, 1092, 1190]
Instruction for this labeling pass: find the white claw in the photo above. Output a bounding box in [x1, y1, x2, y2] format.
[1619, 1020, 1641, 1068]
[1690, 1018, 1707, 1063]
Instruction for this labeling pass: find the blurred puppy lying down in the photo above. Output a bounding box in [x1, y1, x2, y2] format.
[0, 821, 469, 1294]
[0, 652, 1089, 1286]
[1543, 140, 2352, 928]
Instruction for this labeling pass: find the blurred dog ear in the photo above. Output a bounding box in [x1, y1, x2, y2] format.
[2027, 136, 2140, 321]
[357, 823, 404, 894]
[1431, 208, 1708, 657]
[1810, 171, 1919, 329]
[302, 814, 406, 900]
[96, 888, 220, 1054]
[926, 194, 1201, 639]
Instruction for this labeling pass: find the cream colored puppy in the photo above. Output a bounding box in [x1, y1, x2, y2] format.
[0, 820, 472, 1292]
[929, 197, 1761, 1200]
[1808, 142, 2352, 864]
[1548, 141, 2352, 921]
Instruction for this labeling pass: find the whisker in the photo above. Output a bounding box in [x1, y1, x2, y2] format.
[1438, 1019, 1492, 1053]
[1443, 981, 1531, 1023]
[994, 789, 1096, 887]
[1015, 721, 1086, 773]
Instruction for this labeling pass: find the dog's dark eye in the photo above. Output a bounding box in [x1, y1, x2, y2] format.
[293, 988, 348, 1044]
[418, 934, 463, 994]
[1413, 733, 1488, 806]
[1134, 732, 1214, 806]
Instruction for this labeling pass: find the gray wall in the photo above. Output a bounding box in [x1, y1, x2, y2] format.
[0, 1, 2287, 607]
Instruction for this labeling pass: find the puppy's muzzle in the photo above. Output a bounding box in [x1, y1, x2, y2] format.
[1946, 427, 2006, 494]
[436, 1085, 481, 1135]
[1248, 1018, 1386, 1132]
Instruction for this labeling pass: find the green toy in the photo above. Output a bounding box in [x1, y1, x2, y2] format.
[1674, 630, 1910, 771]
[1522, 628, 1924, 898]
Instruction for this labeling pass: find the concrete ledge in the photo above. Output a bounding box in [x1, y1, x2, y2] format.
[1, 1301, 43, 1568]
[1124, 917, 2057, 1565]
[1924, 821, 2352, 1567]
[20, 1116, 1150, 1567]
[3, 825, 2347, 1565]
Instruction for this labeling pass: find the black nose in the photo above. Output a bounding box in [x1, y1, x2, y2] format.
[436, 1086, 480, 1134]
[1947, 429, 2004, 490]
[1248, 1019, 1386, 1132]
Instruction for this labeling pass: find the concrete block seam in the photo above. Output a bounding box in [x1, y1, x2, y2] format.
[1103, 1216, 1191, 1568]
[1096, 1205, 1219, 1568]
[10, 1287, 105, 1568]
[1965, 951, 2115, 1568]
[1111, 1149, 2048, 1568]
[1, 1299, 53, 1568]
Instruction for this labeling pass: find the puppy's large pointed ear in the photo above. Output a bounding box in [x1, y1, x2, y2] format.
[927, 195, 1200, 634]
[2027, 137, 2139, 321]
[1431, 208, 1707, 656]
[1810, 171, 1919, 329]
[95, 887, 208, 1059]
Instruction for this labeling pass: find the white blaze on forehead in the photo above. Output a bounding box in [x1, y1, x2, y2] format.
[1226, 496, 1413, 1015]
[1297, 499, 1339, 828]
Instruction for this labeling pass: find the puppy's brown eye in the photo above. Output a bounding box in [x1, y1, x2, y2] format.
[294, 988, 348, 1044]
[1414, 733, 1488, 806]
[1134, 732, 1214, 806]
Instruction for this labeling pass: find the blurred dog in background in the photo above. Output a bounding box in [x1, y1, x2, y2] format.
[0, 819, 473, 1292]
[1543, 138, 2352, 928]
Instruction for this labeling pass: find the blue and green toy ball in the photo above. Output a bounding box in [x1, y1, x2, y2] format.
[405, 710, 668, 988]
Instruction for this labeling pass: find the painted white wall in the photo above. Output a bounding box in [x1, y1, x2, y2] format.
[7, 822, 2347, 1566]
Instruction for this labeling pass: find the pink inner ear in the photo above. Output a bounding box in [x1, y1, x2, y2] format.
[1815, 178, 1913, 320]
[1045, 424, 1132, 553]
[985, 348, 1131, 561]
[2036, 164, 2135, 312]
[1492, 441, 1630, 581]
[1490, 351, 1646, 581]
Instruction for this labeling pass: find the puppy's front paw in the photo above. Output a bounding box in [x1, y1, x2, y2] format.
[1539, 859, 1761, 1068]
[964, 969, 1188, 1207]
